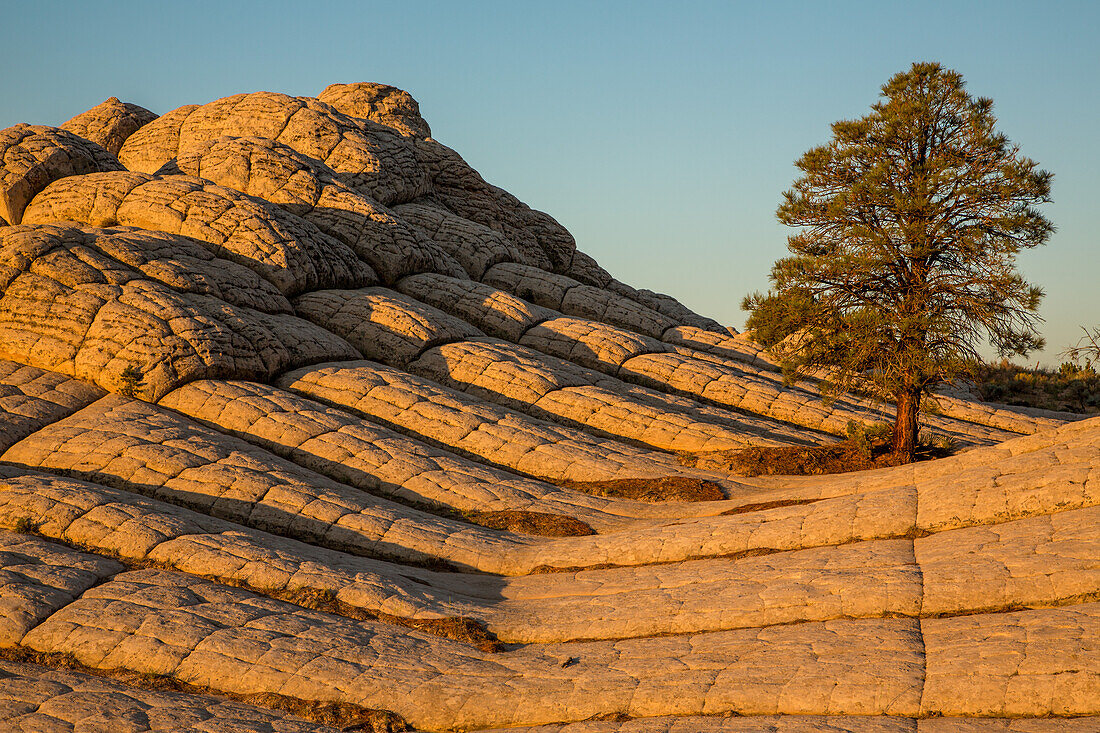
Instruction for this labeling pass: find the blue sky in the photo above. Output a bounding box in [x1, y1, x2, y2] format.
[3, 0, 1097, 364]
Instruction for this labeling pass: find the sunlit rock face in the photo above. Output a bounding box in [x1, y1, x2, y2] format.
[0, 124, 126, 225]
[61, 97, 157, 156]
[0, 86, 1097, 733]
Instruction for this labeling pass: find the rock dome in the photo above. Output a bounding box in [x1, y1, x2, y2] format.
[0, 87, 1096, 732]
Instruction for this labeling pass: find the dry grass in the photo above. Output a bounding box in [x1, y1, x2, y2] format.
[0, 647, 410, 731]
[463, 509, 594, 537]
[399, 616, 504, 653]
[973, 359, 1100, 414]
[721, 498, 819, 515]
[683, 430, 953, 477]
[561, 476, 725, 502]
[529, 562, 621, 574]
[278, 587, 504, 653]
[701, 441, 898, 476]
[528, 547, 780, 574]
[390, 496, 595, 538]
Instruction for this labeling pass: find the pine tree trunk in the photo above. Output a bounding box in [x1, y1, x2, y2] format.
[893, 387, 920, 463]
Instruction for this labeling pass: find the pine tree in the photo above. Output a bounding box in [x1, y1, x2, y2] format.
[744, 62, 1054, 462]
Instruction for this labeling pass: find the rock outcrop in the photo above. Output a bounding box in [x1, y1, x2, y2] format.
[0, 85, 1096, 733]
[61, 97, 158, 155]
[0, 124, 125, 225]
[318, 81, 433, 138]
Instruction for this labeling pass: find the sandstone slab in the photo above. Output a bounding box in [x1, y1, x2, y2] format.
[0, 360, 104, 453]
[22, 569, 926, 729]
[0, 659, 335, 733]
[317, 81, 432, 138]
[0, 225, 355, 399]
[118, 92, 431, 206]
[0, 531, 123, 645]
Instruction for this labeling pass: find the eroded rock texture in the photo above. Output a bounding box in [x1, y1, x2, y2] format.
[0, 83, 1095, 732]
[0, 224, 355, 399]
[118, 92, 432, 206]
[0, 124, 125, 226]
[318, 81, 432, 138]
[61, 97, 158, 155]
[21, 171, 376, 295]
[157, 135, 466, 283]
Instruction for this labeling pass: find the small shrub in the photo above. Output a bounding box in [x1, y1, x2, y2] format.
[846, 420, 891, 441]
[11, 516, 36, 534]
[932, 434, 958, 453]
[844, 420, 892, 461]
[118, 364, 145, 398]
[921, 397, 944, 416]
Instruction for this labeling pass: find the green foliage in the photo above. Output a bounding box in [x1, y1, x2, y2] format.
[745, 61, 1054, 459]
[118, 364, 145, 398]
[930, 434, 958, 453]
[845, 420, 892, 442]
[845, 420, 892, 460]
[974, 358, 1100, 413]
[11, 516, 35, 534]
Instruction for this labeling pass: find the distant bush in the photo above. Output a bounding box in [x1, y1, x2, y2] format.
[972, 358, 1100, 414]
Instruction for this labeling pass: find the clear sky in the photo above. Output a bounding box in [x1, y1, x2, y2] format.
[3, 0, 1097, 364]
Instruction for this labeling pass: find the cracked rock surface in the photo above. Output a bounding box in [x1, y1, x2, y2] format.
[61, 97, 158, 156]
[21, 171, 376, 295]
[0, 660, 337, 732]
[158, 135, 465, 283]
[0, 83, 1095, 732]
[0, 125, 125, 226]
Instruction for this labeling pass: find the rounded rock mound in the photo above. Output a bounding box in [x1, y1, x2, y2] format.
[61, 96, 158, 155]
[318, 81, 433, 137]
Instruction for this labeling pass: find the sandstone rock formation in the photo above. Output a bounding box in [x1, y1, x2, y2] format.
[0, 85, 1096, 733]
[61, 97, 158, 155]
[318, 82, 432, 138]
[0, 125, 125, 226]
[155, 135, 466, 283]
